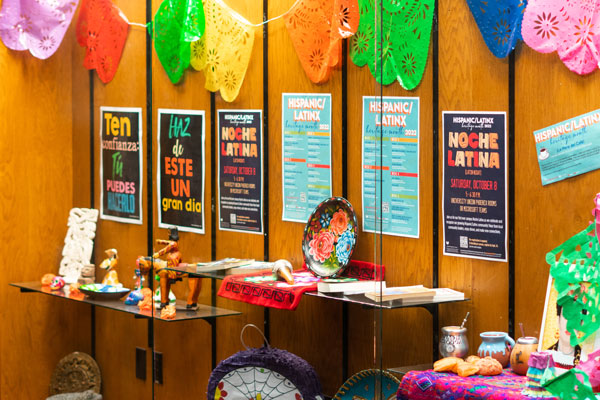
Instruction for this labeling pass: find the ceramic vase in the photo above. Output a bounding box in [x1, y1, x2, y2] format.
[477, 331, 515, 367]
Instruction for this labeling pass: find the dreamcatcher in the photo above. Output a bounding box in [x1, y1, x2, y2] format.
[208, 325, 323, 400]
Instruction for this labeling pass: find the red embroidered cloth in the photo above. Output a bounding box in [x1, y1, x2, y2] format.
[218, 260, 384, 310]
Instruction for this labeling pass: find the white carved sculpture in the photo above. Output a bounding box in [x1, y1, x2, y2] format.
[59, 208, 99, 283]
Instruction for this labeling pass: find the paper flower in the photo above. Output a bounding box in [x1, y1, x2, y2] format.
[0, 0, 79, 59]
[466, 0, 527, 58]
[190, 0, 254, 102]
[284, 0, 359, 84]
[350, 0, 434, 90]
[522, 0, 600, 75]
[153, 0, 205, 84]
[76, 0, 128, 83]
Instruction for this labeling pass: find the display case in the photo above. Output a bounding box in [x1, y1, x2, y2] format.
[8, 0, 600, 398]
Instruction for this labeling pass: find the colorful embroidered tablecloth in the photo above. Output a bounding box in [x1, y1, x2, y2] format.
[218, 260, 384, 310]
[397, 369, 558, 400]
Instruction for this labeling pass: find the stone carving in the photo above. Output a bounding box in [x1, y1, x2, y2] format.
[49, 352, 101, 396]
[59, 208, 98, 284]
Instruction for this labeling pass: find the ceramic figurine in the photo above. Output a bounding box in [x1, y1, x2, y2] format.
[272, 259, 295, 285]
[511, 336, 539, 375]
[100, 248, 120, 286]
[477, 331, 515, 367]
[50, 276, 66, 290]
[136, 228, 201, 310]
[41, 273, 56, 286]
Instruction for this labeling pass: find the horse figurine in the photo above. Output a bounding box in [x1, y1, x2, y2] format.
[136, 228, 201, 310]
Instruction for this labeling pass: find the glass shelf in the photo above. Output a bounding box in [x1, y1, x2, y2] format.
[10, 282, 241, 322]
[164, 265, 469, 311]
[305, 291, 469, 310]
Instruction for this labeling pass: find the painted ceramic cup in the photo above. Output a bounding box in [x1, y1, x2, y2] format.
[510, 336, 539, 375]
[477, 331, 515, 367]
[440, 326, 469, 358]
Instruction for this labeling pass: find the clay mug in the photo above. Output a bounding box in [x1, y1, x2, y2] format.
[510, 336, 539, 375]
[477, 331, 515, 368]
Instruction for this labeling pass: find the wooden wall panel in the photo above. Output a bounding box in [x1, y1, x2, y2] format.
[0, 23, 92, 399]
[92, 1, 152, 398]
[150, 0, 213, 397]
[438, 0, 510, 350]
[346, 19, 435, 373]
[515, 47, 600, 338]
[267, 0, 343, 394]
[213, 0, 267, 362]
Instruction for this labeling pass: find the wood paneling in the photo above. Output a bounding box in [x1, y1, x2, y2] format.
[212, 0, 267, 364]
[0, 22, 92, 399]
[345, 9, 435, 372]
[267, 0, 344, 395]
[438, 0, 510, 350]
[92, 1, 152, 398]
[515, 47, 600, 338]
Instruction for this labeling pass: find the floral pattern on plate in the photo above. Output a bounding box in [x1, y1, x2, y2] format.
[302, 197, 358, 278]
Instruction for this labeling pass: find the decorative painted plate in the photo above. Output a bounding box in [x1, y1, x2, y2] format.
[302, 197, 358, 278]
[79, 283, 130, 300]
[333, 369, 400, 400]
[207, 346, 324, 400]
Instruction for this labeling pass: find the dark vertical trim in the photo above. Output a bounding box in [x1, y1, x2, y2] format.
[342, 302, 348, 381]
[341, 37, 349, 383]
[89, 69, 96, 360]
[431, 0, 440, 361]
[210, 91, 218, 372]
[263, 0, 269, 264]
[432, 0, 439, 291]
[263, 0, 270, 342]
[211, 92, 217, 260]
[508, 51, 516, 340]
[146, 4, 154, 259]
[376, 0, 384, 374]
[145, 1, 154, 397]
[91, 304, 96, 358]
[342, 42, 348, 199]
[89, 71, 95, 209]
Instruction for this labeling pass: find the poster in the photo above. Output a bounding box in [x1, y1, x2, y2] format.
[100, 107, 143, 224]
[157, 109, 205, 234]
[361, 96, 420, 238]
[534, 109, 600, 185]
[281, 93, 332, 222]
[218, 110, 263, 234]
[442, 111, 507, 261]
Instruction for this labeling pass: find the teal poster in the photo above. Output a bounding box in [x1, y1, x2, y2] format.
[362, 96, 420, 238]
[282, 93, 332, 223]
[534, 110, 600, 185]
